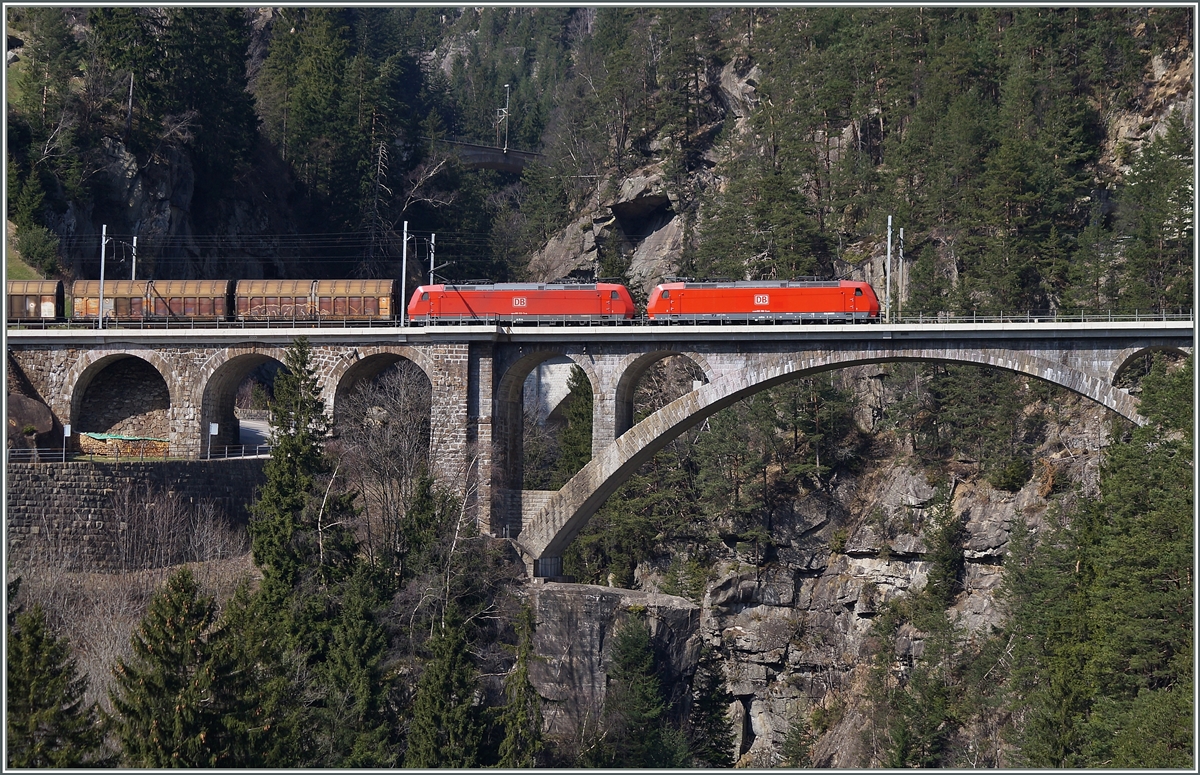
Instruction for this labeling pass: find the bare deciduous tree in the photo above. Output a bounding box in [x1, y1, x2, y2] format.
[333, 360, 433, 566]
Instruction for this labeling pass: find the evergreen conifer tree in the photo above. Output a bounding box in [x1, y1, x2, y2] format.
[250, 337, 329, 591]
[585, 616, 690, 767]
[551, 365, 594, 488]
[108, 568, 246, 767]
[309, 566, 398, 766]
[6, 605, 108, 767]
[231, 337, 400, 766]
[404, 613, 483, 767]
[1003, 355, 1193, 767]
[1116, 112, 1194, 312]
[497, 604, 544, 767]
[687, 646, 735, 767]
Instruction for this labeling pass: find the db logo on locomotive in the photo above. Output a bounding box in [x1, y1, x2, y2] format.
[512, 297, 527, 307]
[753, 294, 770, 306]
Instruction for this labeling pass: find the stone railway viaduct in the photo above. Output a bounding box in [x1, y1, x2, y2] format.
[6, 320, 1191, 574]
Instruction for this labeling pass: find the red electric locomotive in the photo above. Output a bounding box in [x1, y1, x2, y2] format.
[407, 282, 637, 322]
[645, 279, 880, 322]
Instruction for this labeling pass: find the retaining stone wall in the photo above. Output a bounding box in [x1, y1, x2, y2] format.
[6, 458, 266, 570]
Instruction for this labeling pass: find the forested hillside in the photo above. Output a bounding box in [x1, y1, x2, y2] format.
[6, 6, 1192, 305]
[6, 6, 1193, 768]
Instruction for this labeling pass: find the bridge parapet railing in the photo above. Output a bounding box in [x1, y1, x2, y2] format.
[6, 447, 183, 463]
[207, 444, 272, 460]
[6, 446, 272, 463]
[894, 310, 1194, 324]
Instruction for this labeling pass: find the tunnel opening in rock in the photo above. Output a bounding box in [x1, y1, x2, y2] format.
[609, 196, 674, 248]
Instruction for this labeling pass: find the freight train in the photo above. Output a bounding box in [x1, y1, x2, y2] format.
[7, 278, 880, 324]
[6, 279, 399, 323]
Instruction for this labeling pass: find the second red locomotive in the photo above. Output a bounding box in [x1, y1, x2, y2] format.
[646, 279, 879, 322]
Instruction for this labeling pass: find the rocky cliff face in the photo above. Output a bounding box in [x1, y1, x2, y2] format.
[696, 395, 1110, 767]
[527, 583, 701, 742]
[523, 379, 1115, 766]
[528, 26, 1193, 302]
[50, 134, 302, 281]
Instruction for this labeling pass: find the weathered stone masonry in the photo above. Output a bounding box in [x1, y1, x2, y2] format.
[6, 458, 266, 570]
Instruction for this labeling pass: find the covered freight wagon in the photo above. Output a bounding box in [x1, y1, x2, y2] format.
[314, 279, 397, 319]
[147, 280, 232, 319]
[71, 280, 151, 320]
[7, 280, 64, 322]
[235, 279, 315, 320]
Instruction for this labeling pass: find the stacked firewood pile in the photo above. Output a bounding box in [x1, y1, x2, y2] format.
[78, 433, 169, 458]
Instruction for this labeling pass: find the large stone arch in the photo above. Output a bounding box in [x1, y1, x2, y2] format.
[517, 345, 1147, 564]
[612, 349, 714, 440]
[196, 346, 291, 450]
[68, 349, 180, 449]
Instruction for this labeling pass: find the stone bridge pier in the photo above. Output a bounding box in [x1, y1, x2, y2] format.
[6, 320, 1191, 576]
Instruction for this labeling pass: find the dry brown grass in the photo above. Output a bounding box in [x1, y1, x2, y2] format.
[9, 554, 260, 712]
[7, 483, 259, 711]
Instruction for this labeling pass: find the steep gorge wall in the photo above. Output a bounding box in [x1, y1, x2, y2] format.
[523, 383, 1115, 766]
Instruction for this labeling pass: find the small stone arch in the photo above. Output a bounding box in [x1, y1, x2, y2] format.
[68, 348, 181, 419]
[495, 348, 599, 406]
[612, 349, 713, 439]
[325, 345, 436, 425]
[69, 350, 176, 446]
[1107, 344, 1192, 386]
[197, 347, 291, 450]
[492, 348, 600, 535]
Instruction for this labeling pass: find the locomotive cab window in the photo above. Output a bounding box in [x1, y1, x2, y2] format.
[854, 288, 863, 296]
[421, 292, 429, 301]
[661, 290, 670, 299]
[611, 290, 620, 299]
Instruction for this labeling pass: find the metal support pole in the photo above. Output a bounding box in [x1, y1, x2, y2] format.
[99, 224, 107, 329]
[503, 83, 511, 152]
[401, 220, 408, 327]
[898, 227, 904, 321]
[428, 234, 436, 285]
[131, 235, 137, 281]
[885, 216, 892, 323]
